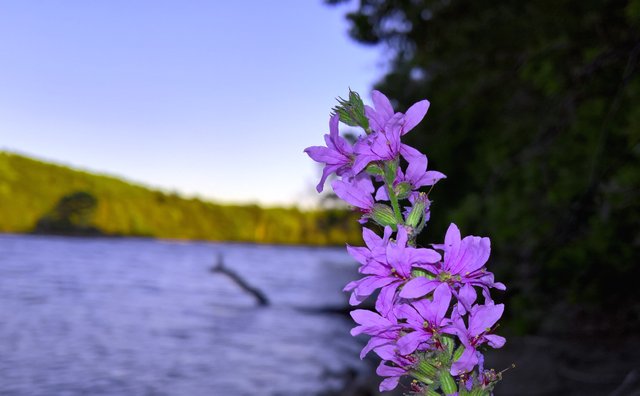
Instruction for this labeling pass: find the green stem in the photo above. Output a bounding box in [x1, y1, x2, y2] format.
[386, 183, 404, 225]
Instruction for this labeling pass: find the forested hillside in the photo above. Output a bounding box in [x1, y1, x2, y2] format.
[0, 151, 361, 245]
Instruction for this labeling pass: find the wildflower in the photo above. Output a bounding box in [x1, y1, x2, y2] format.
[396, 283, 453, 355]
[374, 152, 446, 202]
[304, 114, 354, 192]
[447, 304, 506, 375]
[350, 309, 402, 359]
[374, 344, 415, 392]
[307, 90, 509, 394]
[365, 90, 430, 136]
[347, 226, 393, 273]
[331, 174, 375, 219]
[344, 226, 440, 316]
[400, 223, 505, 300]
[352, 91, 431, 172]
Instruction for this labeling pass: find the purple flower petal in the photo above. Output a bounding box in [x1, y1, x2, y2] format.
[401, 99, 430, 134]
[379, 376, 400, 392]
[397, 331, 430, 355]
[468, 304, 504, 336]
[360, 336, 393, 359]
[485, 334, 506, 349]
[456, 283, 477, 315]
[371, 90, 395, 122]
[450, 348, 479, 375]
[399, 277, 439, 299]
[346, 245, 370, 266]
[353, 276, 396, 300]
[376, 281, 400, 317]
[410, 247, 441, 264]
[425, 283, 452, 324]
[376, 361, 406, 378]
[396, 303, 426, 329]
[332, 176, 374, 210]
[444, 223, 461, 253]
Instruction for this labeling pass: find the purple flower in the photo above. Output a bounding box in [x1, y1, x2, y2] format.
[353, 126, 401, 169]
[344, 226, 441, 316]
[308, 90, 509, 391]
[351, 91, 431, 173]
[447, 304, 506, 375]
[365, 90, 430, 136]
[396, 283, 453, 355]
[331, 174, 375, 219]
[374, 344, 415, 391]
[347, 226, 393, 272]
[304, 114, 354, 192]
[350, 309, 401, 359]
[375, 149, 446, 201]
[376, 361, 407, 392]
[399, 223, 505, 300]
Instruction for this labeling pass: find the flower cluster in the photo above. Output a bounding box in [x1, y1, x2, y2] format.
[305, 90, 508, 395]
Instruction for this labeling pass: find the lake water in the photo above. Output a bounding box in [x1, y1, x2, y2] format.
[0, 234, 370, 396]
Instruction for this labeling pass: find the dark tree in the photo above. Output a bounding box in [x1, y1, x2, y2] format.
[35, 191, 102, 236]
[329, 0, 640, 334]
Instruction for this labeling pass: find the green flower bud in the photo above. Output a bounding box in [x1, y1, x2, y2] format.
[417, 359, 438, 378]
[411, 267, 432, 278]
[470, 387, 489, 396]
[370, 203, 397, 229]
[441, 335, 455, 358]
[405, 198, 426, 228]
[331, 89, 369, 130]
[365, 163, 384, 176]
[453, 345, 465, 361]
[411, 370, 434, 385]
[425, 389, 440, 396]
[394, 181, 412, 199]
[439, 370, 458, 395]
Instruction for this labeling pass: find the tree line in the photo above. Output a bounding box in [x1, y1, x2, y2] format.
[0, 151, 362, 246]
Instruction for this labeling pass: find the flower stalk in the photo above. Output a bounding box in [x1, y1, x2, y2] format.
[305, 90, 508, 395]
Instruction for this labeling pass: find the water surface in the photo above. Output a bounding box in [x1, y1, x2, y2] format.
[0, 234, 366, 396]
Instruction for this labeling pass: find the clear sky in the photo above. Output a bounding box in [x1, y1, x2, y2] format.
[0, 1, 382, 206]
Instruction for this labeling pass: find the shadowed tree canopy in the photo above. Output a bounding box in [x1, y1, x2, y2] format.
[328, 0, 640, 333]
[35, 191, 102, 236]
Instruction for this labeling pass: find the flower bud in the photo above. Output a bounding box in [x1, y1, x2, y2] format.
[453, 345, 465, 361]
[331, 89, 370, 131]
[417, 359, 438, 378]
[410, 268, 432, 278]
[411, 370, 434, 385]
[365, 163, 384, 176]
[394, 182, 412, 199]
[406, 199, 426, 228]
[439, 370, 458, 395]
[470, 387, 489, 396]
[369, 203, 397, 229]
[441, 335, 455, 358]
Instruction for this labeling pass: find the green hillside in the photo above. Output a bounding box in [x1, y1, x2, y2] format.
[0, 151, 362, 245]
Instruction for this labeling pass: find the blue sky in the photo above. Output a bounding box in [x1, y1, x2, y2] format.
[0, 1, 382, 206]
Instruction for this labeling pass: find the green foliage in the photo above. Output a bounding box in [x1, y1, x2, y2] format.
[329, 0, 640, 332]
[0, 151, 362, 245]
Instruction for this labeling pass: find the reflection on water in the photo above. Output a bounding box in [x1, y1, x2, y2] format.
[0, 234, 366, 396]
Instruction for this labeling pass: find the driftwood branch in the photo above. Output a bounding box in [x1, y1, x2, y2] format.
[210, 253, 269, 306]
